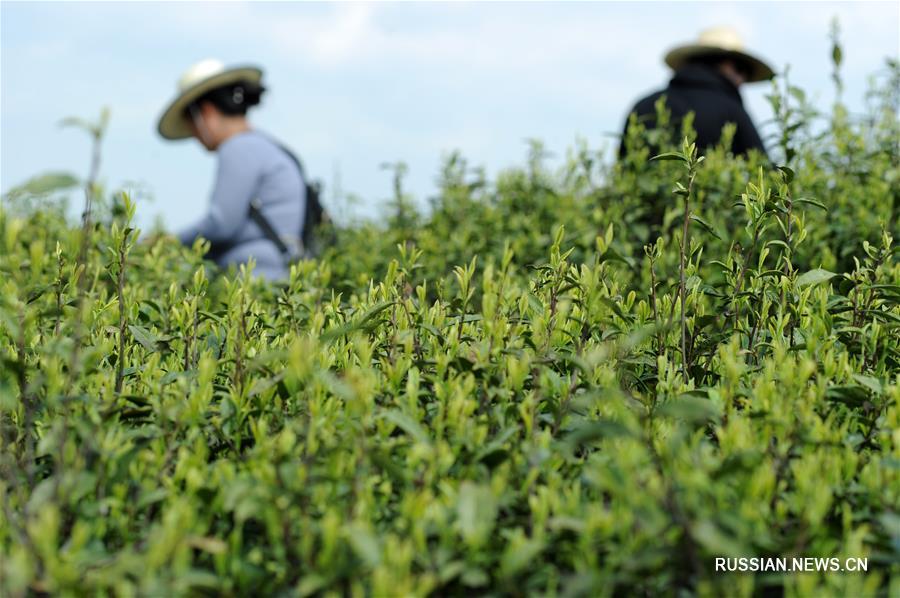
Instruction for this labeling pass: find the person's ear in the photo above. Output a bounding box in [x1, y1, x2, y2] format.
[199, 101, 217, 121]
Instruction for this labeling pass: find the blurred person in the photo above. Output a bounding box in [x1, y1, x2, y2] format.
[619, 26, 774, 159]
[157, 59, 313, 281]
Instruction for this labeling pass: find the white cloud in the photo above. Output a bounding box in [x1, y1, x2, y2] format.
[302, 3, 376, 66]
[157, 2, 668, 73]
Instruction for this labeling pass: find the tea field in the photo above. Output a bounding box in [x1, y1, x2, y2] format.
[1, 60, 899, 596]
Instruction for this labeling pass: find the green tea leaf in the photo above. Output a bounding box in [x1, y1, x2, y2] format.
[457, 482, 497, 547]
[380, 409, 431, 445]
[797, 268, 836, 288]
[650, 152, 687, 162]
[658, 394, 721, 423]
[128, 325, 159, 351]
[5, 172, 79, 199]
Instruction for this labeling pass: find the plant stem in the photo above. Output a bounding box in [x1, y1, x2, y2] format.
[114, 232, 128, 395]
[679, 174, 693, 381]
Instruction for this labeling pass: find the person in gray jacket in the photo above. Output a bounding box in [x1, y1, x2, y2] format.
[157, 59, 305, 281]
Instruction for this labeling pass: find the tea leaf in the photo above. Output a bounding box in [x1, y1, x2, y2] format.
[128, 325, 159, 351]
[796, 268, 836, 288]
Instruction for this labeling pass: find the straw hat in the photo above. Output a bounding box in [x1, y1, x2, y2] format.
[157, 59, 263, 140]
[664, 26, 774, 83]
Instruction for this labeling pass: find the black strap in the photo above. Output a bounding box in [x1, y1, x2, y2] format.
[248, 198, 294, 258]
[269, 141, 322, 250]
[248, 136, 302, 259]
[274, 143, 307, 180]
[247, 134, 317, 260]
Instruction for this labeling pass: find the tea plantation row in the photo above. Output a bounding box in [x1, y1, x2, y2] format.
[1, 61, 898, 596]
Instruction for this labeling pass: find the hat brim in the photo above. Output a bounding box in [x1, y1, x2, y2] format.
[664, 45, 774, 83]
[157, 66, 263, 140]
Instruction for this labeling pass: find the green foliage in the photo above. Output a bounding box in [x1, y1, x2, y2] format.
[2, 173, 81, 202]
[1, 60, 899, 597]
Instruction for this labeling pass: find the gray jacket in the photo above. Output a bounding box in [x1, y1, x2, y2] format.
[178, 130, 305, 281]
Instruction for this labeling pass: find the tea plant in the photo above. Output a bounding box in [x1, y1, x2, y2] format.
[1, 55, 898, 598]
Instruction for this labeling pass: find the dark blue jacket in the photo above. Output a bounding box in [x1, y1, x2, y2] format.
[620, 64, 767, 158]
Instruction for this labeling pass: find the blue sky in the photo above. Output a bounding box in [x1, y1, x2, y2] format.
[2, 1, 898, 232]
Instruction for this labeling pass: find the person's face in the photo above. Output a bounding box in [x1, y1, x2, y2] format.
[188, 102, 223, 151]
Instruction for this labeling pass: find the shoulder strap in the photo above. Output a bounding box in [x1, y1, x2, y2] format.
[248, 198, 292, 257]
[248, 134, 329, 260]
[271, 140, 328, 250]
[243, 134, 306, 261]
[271, 140, 308, 181]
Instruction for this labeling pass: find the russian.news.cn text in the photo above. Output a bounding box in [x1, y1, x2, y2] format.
[715, 557, 868, 573]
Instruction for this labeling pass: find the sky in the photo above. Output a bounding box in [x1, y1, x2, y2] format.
[2, 1, 898, 232]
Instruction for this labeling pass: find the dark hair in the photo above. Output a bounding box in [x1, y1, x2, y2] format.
[687, 52, 753, 79]
[186, 80, 266, 117]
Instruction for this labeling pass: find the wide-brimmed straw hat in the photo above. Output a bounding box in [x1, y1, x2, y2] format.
[664, 26, 774, 83]
[157, 59, 263, 140]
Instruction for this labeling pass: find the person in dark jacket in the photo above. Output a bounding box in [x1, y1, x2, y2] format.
[620, 26, 774, 159]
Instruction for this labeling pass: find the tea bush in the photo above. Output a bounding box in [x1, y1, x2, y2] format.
[1, 56, 898, 596]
